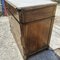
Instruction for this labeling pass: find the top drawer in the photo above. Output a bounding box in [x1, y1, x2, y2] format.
[5, 1, 56, 23]
[21, 5, 56, 23]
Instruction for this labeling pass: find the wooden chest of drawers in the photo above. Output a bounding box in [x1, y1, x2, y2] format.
[5, 0, 57, 60]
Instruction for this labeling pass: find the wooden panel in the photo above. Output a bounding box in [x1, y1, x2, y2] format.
[21, 18, 52, 56]
[21, 6, 56, 23]
[5, 1, 8, 9]
[5, 1, 20, 21]
[7, 9, 25, 58]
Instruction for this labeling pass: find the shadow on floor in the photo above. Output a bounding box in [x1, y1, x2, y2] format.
[27, 48, 60, 60]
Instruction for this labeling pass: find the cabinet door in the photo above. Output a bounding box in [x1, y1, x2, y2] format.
[21, 18, 54, 56]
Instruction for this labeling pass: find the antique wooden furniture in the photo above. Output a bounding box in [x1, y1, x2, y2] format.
[5, 0, 57, 60]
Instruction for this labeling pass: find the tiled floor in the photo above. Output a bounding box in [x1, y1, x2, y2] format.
[0, 4, 60, 60]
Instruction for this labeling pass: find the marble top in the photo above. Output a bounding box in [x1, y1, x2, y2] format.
[5, 0, 57, 9]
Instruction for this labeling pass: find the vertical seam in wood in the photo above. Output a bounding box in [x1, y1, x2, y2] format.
[47, 17, 55, 46]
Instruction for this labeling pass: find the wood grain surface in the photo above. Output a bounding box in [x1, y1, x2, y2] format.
[5, 1, 57, 60]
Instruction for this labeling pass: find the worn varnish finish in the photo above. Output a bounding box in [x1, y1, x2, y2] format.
[5, 1, 57, 60]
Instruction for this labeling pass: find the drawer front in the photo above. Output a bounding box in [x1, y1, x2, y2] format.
[22, 6, 56, 23]
[5, 1, 20, 21]
[21, 18, 52, 56]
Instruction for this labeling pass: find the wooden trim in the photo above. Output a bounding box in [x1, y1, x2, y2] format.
[20, 16, 55, 24]
[26, 46, 49, 60]
[47, 17, 55, 45]
[8, 8, 20, 24]
[17, 3, 57, 10]
[21, 5, 57, 11]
